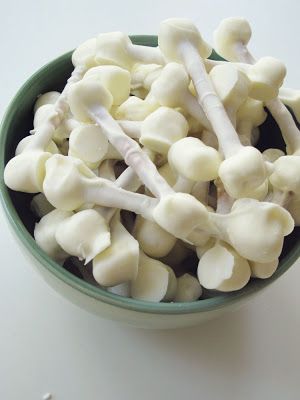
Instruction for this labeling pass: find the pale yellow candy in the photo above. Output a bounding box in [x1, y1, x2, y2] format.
[168, 137, 222, 182]
[43, 155, 96, 211]
[139, 107, 189, 154]
[84, 65, 130, 105]
[158, 163, 177, 187]
[72, 38, 97, 68]
[269, 155, 300, 194]
[115, 96, 158, 121]
[248, 57, 287, 102]
[198, 242, 251, 291]
[133, 214, 176, 258]
[4, 150, 51, 193]
[262, 148, 285, 163]
[218, 146, 267, 199]
[213, 17, 252, 62]
[209, 64, 250, 112]
[174, 273, 202, 302]
[93, 218, 139, 287]
[153, 193, 209, 240]
[95, 32, 134, 70]
[34, 91, 60, 113]
[34, 209, 73, 262]
[55, 209, 111, 264]
[68, 80, 113, 123]
[16, 135, 59, 156]
[131, 63, 163, 90]
[250, 259, 279, 279]
[158, 18, 212, 62]
[69, 124, 109, 169]
[131, 252, 169, 302]
[224, 198, 294, 263]
[237, 98, 267, 127]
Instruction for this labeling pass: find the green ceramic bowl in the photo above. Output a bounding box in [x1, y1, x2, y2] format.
[0, 35, 299, 329]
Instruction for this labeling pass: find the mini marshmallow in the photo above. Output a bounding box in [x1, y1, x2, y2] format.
[262, 148, 285, 163]
[153, 192, 210, 240]
[269, 156, 300, 194]
[84, 65, 131, 105]
[250, 259, 279, 279]
[174, 273, 203, 302]
[131, 252, 169, 302]
[93, 218, 139, 287]
[34, 209, 73, 262]
[95, 32, 164, 70]
[213, 17, 253, 63]
[133, 214, 176, 258]
[115, 96, 158, 121]
[68, 124, 109, 168]
[150, 63, 210, 130]
[55, 209, 111, 264]
[72, 38, 97, 68]
[159, 18, 212, 62]
[4, 150, 52, 193]
[197, 242, 251, 291]
[209, 63, 250, 125]
[34, 91, 60, 113]
[139, 107, 189, 154]
[237, 98, 267, 145]
[247, 57, 287, 102]
[168, 137, 222, 182]
[131, 63, 163, 90]
[68, 80, 113, 123]
[218, 146, 268, 199]
[212, 198, 294, 263]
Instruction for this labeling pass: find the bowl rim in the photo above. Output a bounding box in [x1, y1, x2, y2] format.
[1, 35, 299, 315]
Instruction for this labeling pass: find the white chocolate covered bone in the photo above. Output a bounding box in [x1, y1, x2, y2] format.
[174, 273, 203, 302]
[197, 242, 251, 291]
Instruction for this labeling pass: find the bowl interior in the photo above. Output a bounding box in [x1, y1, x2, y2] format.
[0, 35, 299, 314]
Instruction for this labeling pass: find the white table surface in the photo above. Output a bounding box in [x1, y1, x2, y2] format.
[1, 1, 300, 399]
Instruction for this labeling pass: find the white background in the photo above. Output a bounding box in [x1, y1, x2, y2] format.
[1, 1, 300, 399]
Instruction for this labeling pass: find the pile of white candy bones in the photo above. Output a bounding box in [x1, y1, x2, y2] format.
[4, 17, 300, 302]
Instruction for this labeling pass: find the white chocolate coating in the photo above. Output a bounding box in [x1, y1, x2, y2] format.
[198, 242, 251, 291]
[93, 218, 139, 287]
[84, 65, 130, 106]
[247, 57, 287, 102]
[168, 137, 221, 182]
[174, 273, 202, 302]
[72, 38, 97, 68]
[153, 192, 209, 240]
[4, 150, 51, 193]
[218, 146, 267, 199]
[55, 209, 111, 264]
[69, 124, 109, 168]
[131, 252, 169, 302]
[159, 18, 212, 62]
[140, 107, 189, 154]
[133, 214, 176, 258]
[34, 209, 73, 262]
[34, 91, 60, 113]
[68, 80, 113, 122]
[250, 259, 279, 279]
[269, 155, 300, 194]
[279, 87, 300, 122]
